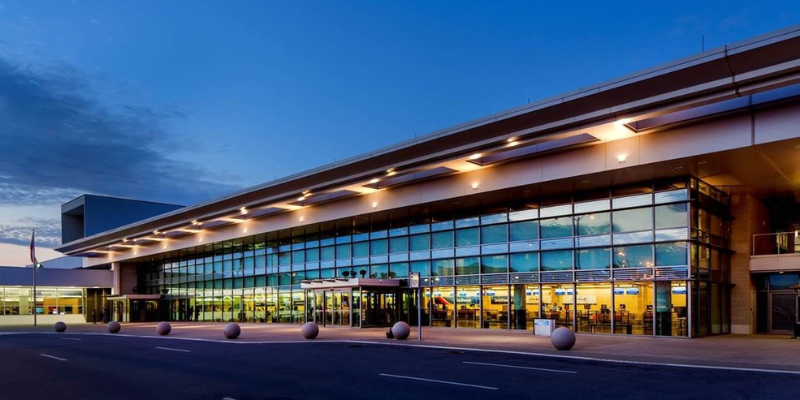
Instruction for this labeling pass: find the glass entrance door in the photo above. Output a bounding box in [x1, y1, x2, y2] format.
[770, 293, 798, 334]
[315, 289, 352, 327]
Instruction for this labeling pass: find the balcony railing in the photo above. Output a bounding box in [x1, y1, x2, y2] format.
[752, 232, 800, 256]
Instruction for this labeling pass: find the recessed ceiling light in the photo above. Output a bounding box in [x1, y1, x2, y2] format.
[240, 207, 248, 215]
[507, 137, 517, 143]
[469, 153, 482, 160]
[153, 230, 160, 234]
[369, 178, 379, 184]
[297, 196, 306, 201]
[507, 141, 520, 147]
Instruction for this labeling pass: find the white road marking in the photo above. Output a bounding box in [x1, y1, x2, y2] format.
[62, 338, 81, 341]
[464, 361, 576, 374]
[40, 354, 67, 362]
[222, 397, 237, 400]
[349, 340, 800, 376]
[9, 332, 800, 376]
[155, 346, 191, 353]
[379, 373, 498, 390]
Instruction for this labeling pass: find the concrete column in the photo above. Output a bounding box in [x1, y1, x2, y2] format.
[729, 194, 770, 334]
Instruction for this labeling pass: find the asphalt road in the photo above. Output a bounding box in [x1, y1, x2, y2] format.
[0, 333, 796, 400]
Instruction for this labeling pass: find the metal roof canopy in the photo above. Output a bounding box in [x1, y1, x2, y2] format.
[56, 25, 800, 256]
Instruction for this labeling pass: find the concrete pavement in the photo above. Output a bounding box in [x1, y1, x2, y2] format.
[3, 322, 800, 373]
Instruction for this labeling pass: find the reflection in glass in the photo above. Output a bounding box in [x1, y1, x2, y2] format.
[577, 247, 611, 270]
[612, 208, 653, 232]
[540, 217, 572, 238]
[613, 245, 653, 268]
[576, 213, 611, 236]
[541, 250, 573, 271]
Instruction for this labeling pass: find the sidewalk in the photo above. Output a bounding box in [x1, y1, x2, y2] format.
[3, 322, 800, 372]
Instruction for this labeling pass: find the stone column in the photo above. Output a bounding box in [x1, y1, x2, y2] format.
[729, 193, 770, 334]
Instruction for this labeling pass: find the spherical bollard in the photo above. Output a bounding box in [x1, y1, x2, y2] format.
[223, 322, 241, 339]
[551, 327, 576, 351]
[107, 321, 121, 334]
[301, 322, 319, 339]
[54, 322, 67, 333]
[156, 321, 172, 336]
[391, 321, 411, 340]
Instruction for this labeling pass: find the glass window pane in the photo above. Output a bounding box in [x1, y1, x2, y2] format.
[656, 242, 688, 266]
[431, 259, 454, 276]
[510, 252, 538, 272]
[541, 250, 573, 271]
[352, 242, 369, 258]
[320, 246, 335, 261]
[431, 231, 454, 249]
[613, 245, 653, 268]
[481, 225, 508, 244]
[409, 234, 431, 251]
[336, 244, 351, 259]
[456, 257, 480, 275]
[540, 218, 573, 238]
[576, 212, 610, 236]
[370, 239, 388, 255]
[612, 208, 653, 233]
[389, 237, 408, 253]
[390, 263, 409, 279]
[370, 264, 389, 279]
[481, 255, 508, 274]
[455, 228, 479, 247]
[577, 247, 611, 270]
[655, 204, 688, 229]
[510, 221, 539, 241]
[410, 261, 430, 278]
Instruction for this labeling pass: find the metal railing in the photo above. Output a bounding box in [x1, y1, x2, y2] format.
[752, 232, 800, 256]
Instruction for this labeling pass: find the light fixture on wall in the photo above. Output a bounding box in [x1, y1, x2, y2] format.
[240, 207, 248, 215]
[617, 154, 627, 163]
[471, 181, 480, 190]
[372, 201, 378, 209]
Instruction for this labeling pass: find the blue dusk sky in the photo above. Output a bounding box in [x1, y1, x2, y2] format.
[0, 0, 798, 265]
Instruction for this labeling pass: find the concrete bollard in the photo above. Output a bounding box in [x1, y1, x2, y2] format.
[551, 327, 576, 350]
[107, 321, 121, 334]
[301, 322, 319, 339]
[54, 322, 67, 332]
[156, 321, 172, 336]
[391, 321, 411, 340]
[223, 322, 241, 339]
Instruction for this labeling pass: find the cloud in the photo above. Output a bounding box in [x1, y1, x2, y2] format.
[0, 57, 240, 248]
[0, 217, 60, 247]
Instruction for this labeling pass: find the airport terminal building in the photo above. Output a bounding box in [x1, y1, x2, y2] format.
[53, 27, 800, 338]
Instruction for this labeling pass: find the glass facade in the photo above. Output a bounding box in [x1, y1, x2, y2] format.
[0, 287, 85, 316]
[135, 177, 731, 337]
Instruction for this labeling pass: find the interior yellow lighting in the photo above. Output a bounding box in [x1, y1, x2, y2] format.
[469, 153, 482, 160]
[471, 181, 480, 190]
[369, 178, 380, 184]
[617, 154, 627, 163]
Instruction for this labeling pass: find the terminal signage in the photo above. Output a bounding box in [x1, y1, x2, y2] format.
[409, 272, 420, 288]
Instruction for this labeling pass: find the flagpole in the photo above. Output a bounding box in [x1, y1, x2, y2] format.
[33, 257, 37, 327]
[31, 229, 37, 327]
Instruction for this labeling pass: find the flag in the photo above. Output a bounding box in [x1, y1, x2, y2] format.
[30, 229, 37, 266]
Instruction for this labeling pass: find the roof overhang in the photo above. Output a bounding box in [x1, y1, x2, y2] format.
[56, 25, 800, 256]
